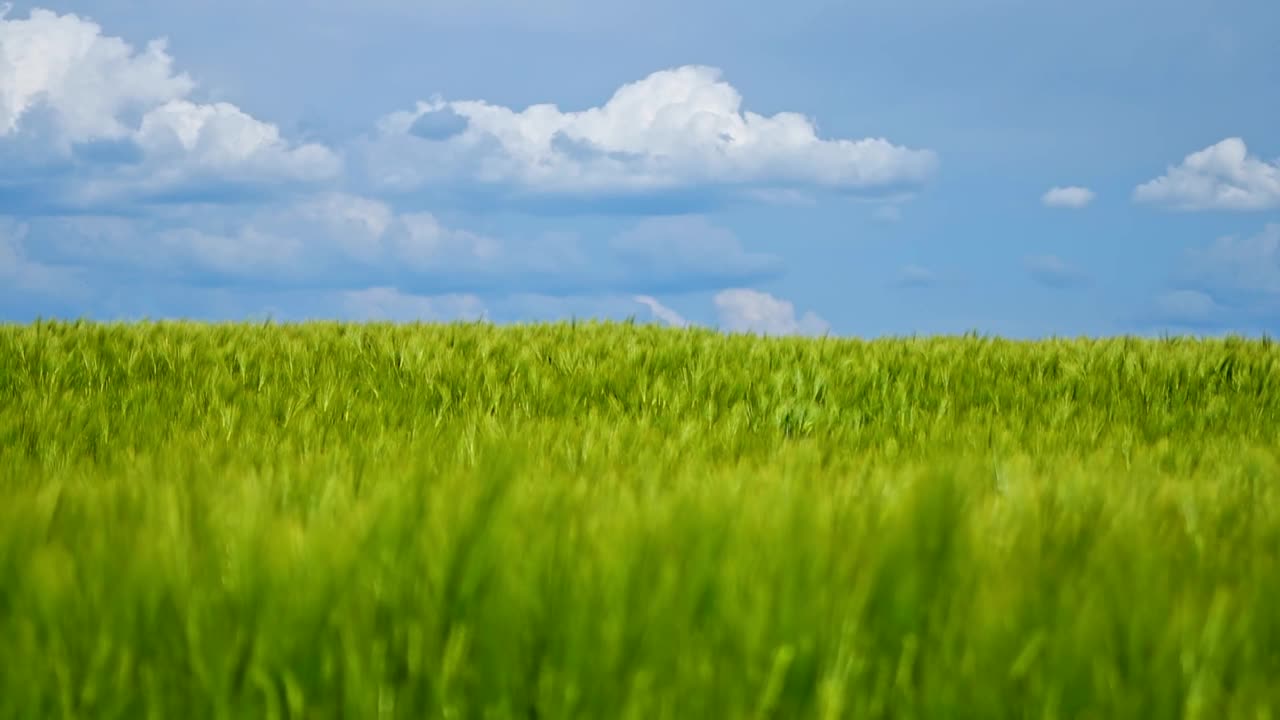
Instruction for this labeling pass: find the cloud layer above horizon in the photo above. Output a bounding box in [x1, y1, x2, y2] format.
[0, 6, 870, 333]
[2, 3, 1278, 336]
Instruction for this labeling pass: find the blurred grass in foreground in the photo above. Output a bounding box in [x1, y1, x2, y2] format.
[1, 320, 1278, 718]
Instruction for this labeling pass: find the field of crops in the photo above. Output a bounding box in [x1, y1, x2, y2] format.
[2, 320, 1279, 718]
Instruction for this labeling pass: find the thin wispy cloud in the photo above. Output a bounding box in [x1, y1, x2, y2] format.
[1024, 255, 1089, 289]
[1184, 223, 1280, 295]
[1041, 186, 1095, 209]
[1141, 224, 1280, 334]
[1152, 289, 1221, 326]
[897, 264, 937, 288]
[714, 288, 829, 336]
[5, 199, 779, 298]
[633, 295, 688, 328]
[608, 216, 781, 290]
[341, 287, 488, 323]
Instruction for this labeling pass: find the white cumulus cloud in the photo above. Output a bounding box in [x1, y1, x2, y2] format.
[1134, 138, 1280, 211]
[133, 100, 339, 179]
[0, 8, 339, 205]
[1041, 186, 1095, 208]
[0, 8, 192, 142]
[714, 288, 829, 336]
[364, 65, 937, 202]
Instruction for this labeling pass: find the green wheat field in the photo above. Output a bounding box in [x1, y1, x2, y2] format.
[2, 320, 1279, 718]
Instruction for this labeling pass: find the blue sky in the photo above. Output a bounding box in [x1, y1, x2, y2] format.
[2, 0, 1278, 336]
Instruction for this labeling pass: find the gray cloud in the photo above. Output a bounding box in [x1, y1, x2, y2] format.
[1, 195, 783, 320]
[1138, 224, 1280, 335]
[408, 106, 470, 141]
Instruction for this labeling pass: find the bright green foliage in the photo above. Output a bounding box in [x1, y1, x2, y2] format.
[1, 320, 1279, 718]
